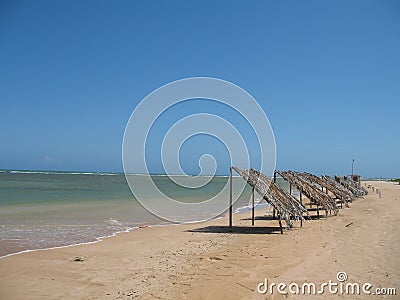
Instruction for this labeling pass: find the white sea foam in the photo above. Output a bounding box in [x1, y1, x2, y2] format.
[0, 226, 133, 260]
[3, 170, 121, 176]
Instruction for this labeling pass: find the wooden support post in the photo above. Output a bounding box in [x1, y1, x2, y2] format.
[273, 171, 276, 220]
[300, 190, 303, 227]
[289, 183, 292, 195]
[317, 206, 320, 219]
[340, 197, 343, 209]
[251, 186, 255, 226]
[278, 214, 283, 234]
[229, 167, 233, 229]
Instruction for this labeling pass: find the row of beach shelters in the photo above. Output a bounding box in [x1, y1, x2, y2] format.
[229, 167, 367, 234]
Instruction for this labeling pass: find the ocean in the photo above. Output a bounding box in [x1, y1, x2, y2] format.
[0, 170, 289, 257]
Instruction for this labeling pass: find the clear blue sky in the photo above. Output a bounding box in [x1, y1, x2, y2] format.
[1, 0, 399, 178]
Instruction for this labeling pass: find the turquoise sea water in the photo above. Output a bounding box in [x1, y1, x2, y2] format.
[0, 170, 282, 257]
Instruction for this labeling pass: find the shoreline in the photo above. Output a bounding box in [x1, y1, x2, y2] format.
[0, 180, 399, 299]
[0, 227, 130, 260]
[0, 203, 268, 260]
[0, 171, 260, 258]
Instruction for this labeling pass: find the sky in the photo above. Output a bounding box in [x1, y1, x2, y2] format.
[1, 0, 399, 178]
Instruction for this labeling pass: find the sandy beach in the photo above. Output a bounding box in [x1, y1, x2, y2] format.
[0, 180, 399, 299]
[2, 2, 399, 299]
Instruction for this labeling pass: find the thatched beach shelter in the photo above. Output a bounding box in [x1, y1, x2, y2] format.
[334, 175, 368, 197]
[229, 167, 307, 234]
[299, 172, 354, 208]
[276, 170, 339, 217]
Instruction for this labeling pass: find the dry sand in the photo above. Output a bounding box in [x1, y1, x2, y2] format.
[0, 181, 399, 299]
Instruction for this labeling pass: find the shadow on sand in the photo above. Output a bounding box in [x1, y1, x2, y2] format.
[241, 214, 326, 222]
[186, 225, 282, 235]
[240, 215, 276, 221]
